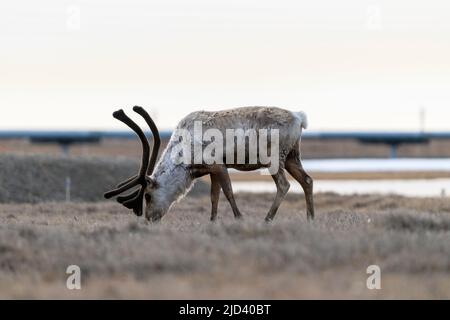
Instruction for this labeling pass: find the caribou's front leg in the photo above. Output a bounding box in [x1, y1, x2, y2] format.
[265, 169, 290, 222]
[210, 173, 221, 221]
[215, 166, 242, 219]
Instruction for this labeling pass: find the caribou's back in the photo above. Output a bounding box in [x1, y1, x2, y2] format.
[178, 106, 306, 149]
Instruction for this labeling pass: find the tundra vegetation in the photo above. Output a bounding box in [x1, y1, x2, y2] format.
[1, 190, 450, 299]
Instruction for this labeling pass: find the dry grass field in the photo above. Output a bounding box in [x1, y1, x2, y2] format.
[2, 192, 450, 299]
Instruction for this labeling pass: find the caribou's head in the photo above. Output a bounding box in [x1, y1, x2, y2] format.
[103, 106, 165, 221]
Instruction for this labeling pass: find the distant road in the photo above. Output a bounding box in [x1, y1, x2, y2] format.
[2, 130, 450, 141]
[1, 130, 450, 158]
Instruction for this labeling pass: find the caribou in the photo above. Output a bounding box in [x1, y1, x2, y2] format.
[104, 106, 314, 222]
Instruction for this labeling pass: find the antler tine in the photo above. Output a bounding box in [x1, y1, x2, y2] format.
[122, 188, 146, 213]
[103, 109, 150, 199]
[117, 188, 139, 204]
[133, 106, 161, 175]
[114, 183, 145, 216]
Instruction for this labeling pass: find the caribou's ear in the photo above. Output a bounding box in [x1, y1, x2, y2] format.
[146, 177, 158, 189]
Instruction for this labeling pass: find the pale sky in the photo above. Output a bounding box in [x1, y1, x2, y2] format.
[1, 0, 449, 131]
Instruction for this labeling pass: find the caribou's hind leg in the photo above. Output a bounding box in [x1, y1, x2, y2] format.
[285, 156, 315, 221]
[265, 169, 290, 222]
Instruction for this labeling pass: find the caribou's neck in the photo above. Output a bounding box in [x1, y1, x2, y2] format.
[151, 150, 194, 210]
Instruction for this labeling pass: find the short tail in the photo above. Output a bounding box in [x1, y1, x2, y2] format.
[293, 111, 308, 130]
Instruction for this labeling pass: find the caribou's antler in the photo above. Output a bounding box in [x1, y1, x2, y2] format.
[103, 106, 161, 216]
[114, 106, 161, 189]
[134, 106, 161, 175]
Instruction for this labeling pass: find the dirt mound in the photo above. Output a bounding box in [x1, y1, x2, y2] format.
[0, 154, 208, 203]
